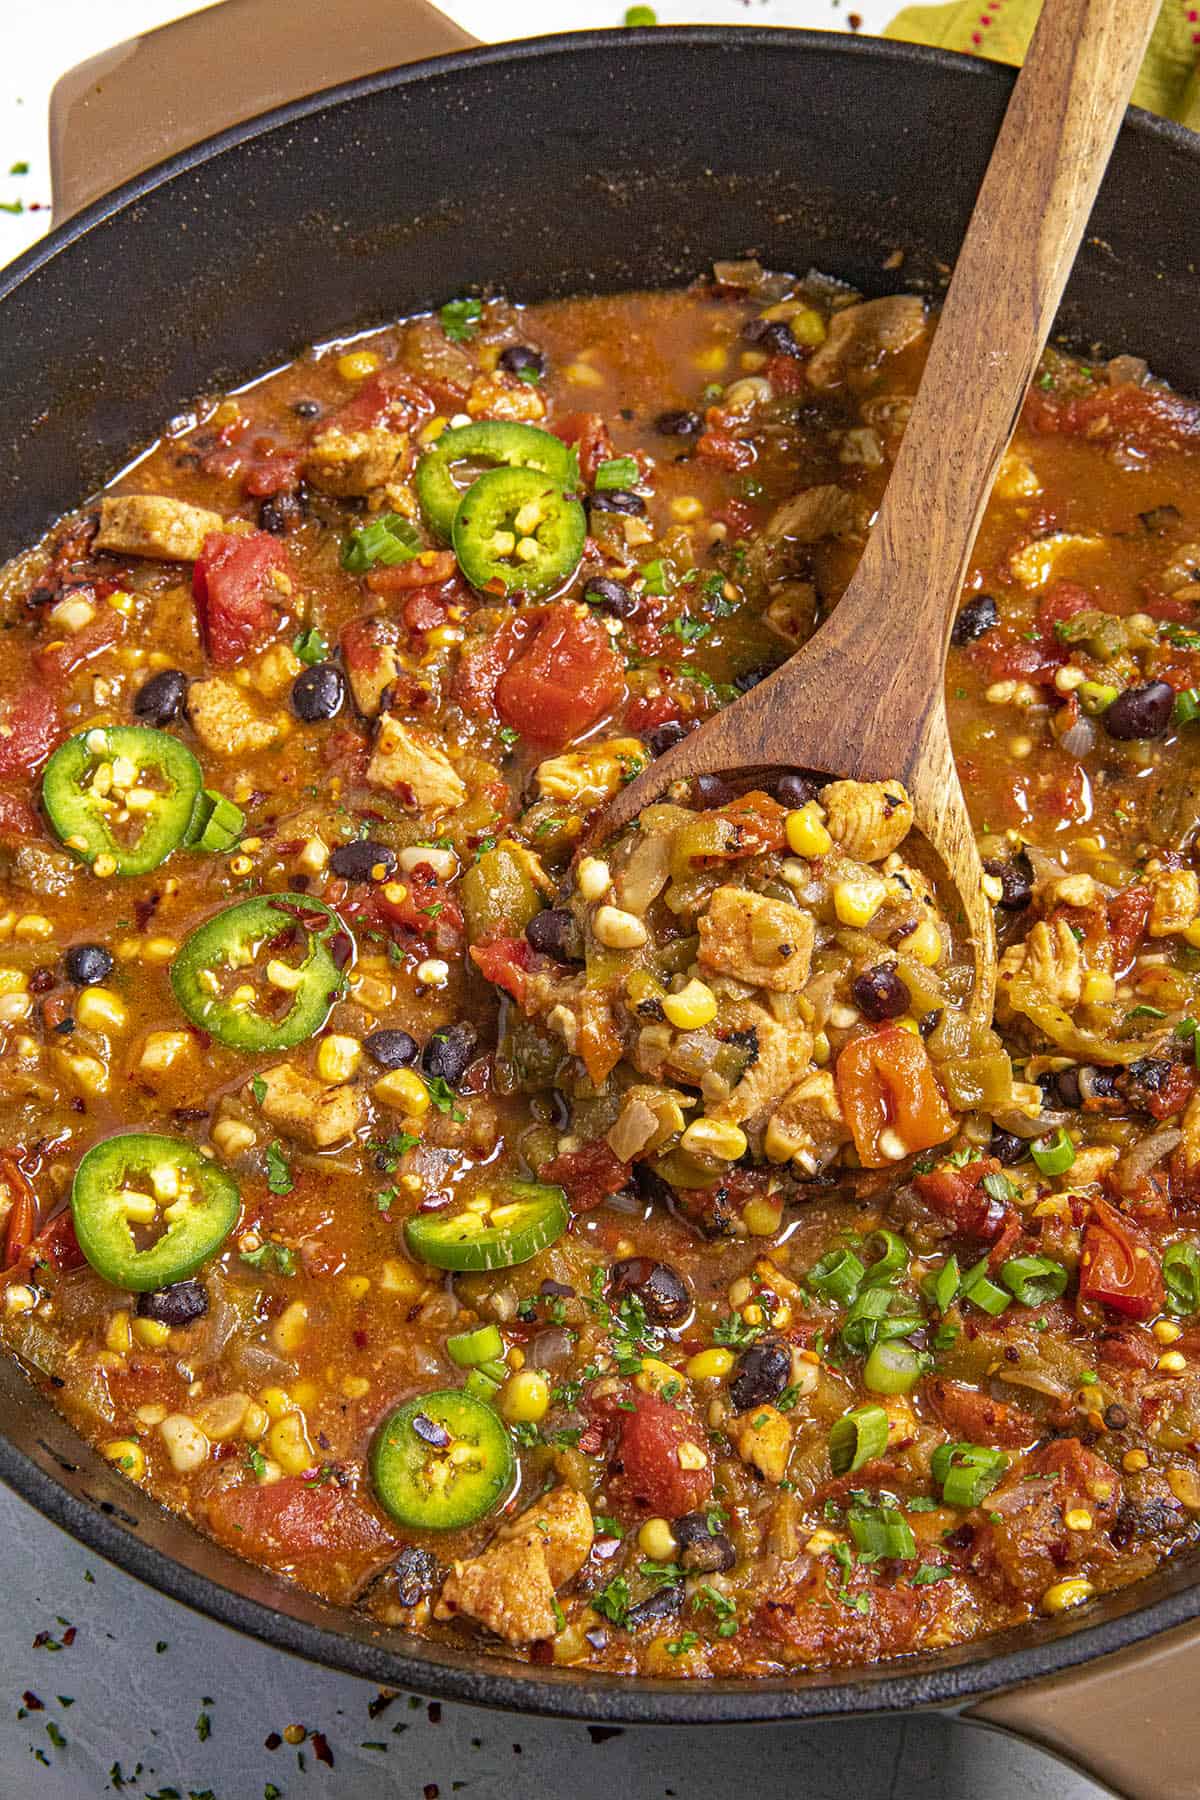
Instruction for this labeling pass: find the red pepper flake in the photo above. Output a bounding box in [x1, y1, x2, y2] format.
[22, 1692, 44, 1710]
[427, 1701, 442, 1724]
[311, 1730, 334, 1766]
[264, 1732, 282, 1750]
[424, 1785, 440, 1799]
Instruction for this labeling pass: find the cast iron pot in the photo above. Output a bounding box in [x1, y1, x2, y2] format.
[2, 2, 1200, 1787]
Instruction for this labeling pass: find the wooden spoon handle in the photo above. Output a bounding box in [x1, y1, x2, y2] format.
[817, 0, 1162, 690]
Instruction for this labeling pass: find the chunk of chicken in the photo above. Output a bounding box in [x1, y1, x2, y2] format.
[806, 296, 926, 389]
[709, 1012, 813, 1126]
[732, 1404, 792, 1483]
[95, 494, 226, 562]
[435, 1486, 594, 1645]
[465, 374, 547, 422]
[341, 619, 401, 718]
[367, 714, 466, 813]
[257, 1063, 365, 1149]
[765, 1070, 851, 1173]
[698, 887, 814, 992]
[1008, 532, 1103, 591]
[762, 484, 865, 547]
[303, 424, 410, 498]
[998, 918, 1083, 1007]
[535, 738, 646, 808]
[821, 779, 914, 862]
[187, 677, 279, 758]
[1148, 868, 1200, 938]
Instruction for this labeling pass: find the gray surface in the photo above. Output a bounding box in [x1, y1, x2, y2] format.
[0, 1482, 1112, 1800]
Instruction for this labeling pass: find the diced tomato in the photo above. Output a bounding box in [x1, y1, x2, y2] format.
[321, 727, 370, 782]
[33, 606, 123, 684]
[1097, 1325, 1157, 1370]
[1107, 884, 1153, 976]
[374, 862, 464, 956]
[1142, 1060, 1195, 1122]
[332, 368, 437, 435]
[453, 615, 527, 719]
[365, 554, 460, 595]
[206, 1476, 396, 1566]
[193, 531, 292, 667]
[1036, 581, 1093, 636]
[469, 934, 536, 1004]
[400, 585, 457, 637]
[1078, 1196, 1164, 1320]
[242, 450, 304, 497]
[550, 412, 612, 485]
[32, 1208, 85, 1271]
[1143, 593, 1196, 625]
[625, 692, 686, 734]
[972, 1438, 1120, 1604]
[1024, 380, 1200, 451]
[703, 791, 787, 860]
[695, 432, 756, 471]
[494, 605, 624, 748]
[0, 686, 63, 777]
[1, 1158, 35, 1270]
[836, 1027, 956, 1169]
[542, 1139, 630, 1213]
[913, 1155, 1012, 1241]
[607, 1390, 712, 1516]
[766, 353, 808, 394]
[0, 792, 37, 844]
[712, 498, 757, 537]
[924, 1376, 1037, 1448]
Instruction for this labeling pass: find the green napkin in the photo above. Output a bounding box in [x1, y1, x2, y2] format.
[884, 0, 1200, 130]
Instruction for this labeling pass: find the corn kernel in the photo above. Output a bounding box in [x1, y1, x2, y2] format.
[341, 1375, 371, 1400]
[316, 1034, 362, 1084]
[282, 1724, 306, 1746]
[592, 905, 649, 950]
[662, 979, 718, 1031]
[1154, 1319, 1183, 1344]
[677, 1441, 708, 1471]
[138, 1031, 193, 1076]
[1081, 971, 1115, 1004]
[635, 1357, 685, 1397]
[212, 1117, 257, 1159]
[159, 1413, 210, 1473]
[377, 1257, 425, 1298]
[105, 1310, 132, 1354]
[805, 1528, 844, 1555]
[1064, 1508, 1093, 1532]
[693, 344, 728, 374]
[903, 917, 943, 967]
[259, 1385, 292, 1421]
[1122, 1448, 1149, 1472]
[132, 1317, 171, 1349]
[0, 992, 32, 1024]
[565, 360, 604, 386]
[272, 1300, 309, 1356]
[1041, 1577, 1095, 1614]
[832, 877, 889, 928]
[686, 1347, 735, 1381]
[637, 1517, 679, 1560]
[102, 1439, 146, 1480]
[290, 1378, 319, 1410]
[343, 1274, 371, 1301]
[499, 1369, 551, 1424]
[373, 1068, 430, 1114]
[4, 1284, 36, 1314]
[680, 1118, 748, 1162]
[76, 987, 127, 1033]
[416, 957, 450, 987]
[268, 1410, 315, 1476]
[670, 496, 704, 523]
[785, 803, 833, 858]
[241, 1402, 269, 1441]
[337, 348, 380, 380]
[576, 857, 612, 902]
[743, 1195, 783, 1237]
[14, 914, 53, 940]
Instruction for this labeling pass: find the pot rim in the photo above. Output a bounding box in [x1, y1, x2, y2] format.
[4, 23, 1200, 1721]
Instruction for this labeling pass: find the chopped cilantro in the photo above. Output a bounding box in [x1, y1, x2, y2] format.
[440, 296, 483, 342]
[265, 1142, 293, 1196]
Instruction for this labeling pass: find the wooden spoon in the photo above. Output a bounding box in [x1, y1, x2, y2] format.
[593, 0, 1161, 1023]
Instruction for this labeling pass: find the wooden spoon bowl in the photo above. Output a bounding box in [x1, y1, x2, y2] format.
[593, 0, 1162, 1026]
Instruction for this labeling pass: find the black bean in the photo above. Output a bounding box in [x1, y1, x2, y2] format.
[64, 943, 114, 987]
[672, 1512, 736, 1574]
[1039, 1066, 1082, 1111]
[1078, 1065, 1120, 1103]
[983, 855, 1033, 911]
[743, 318, 800, 357]
[950, 593, 1000, 647]
[582, 576, 636, 618]
[498, 344, 547, 382]
[607, 1257, 692, 1326]
[588, 491, 645, 515]
[1103, 680, 1176, 741]
[329, 839, 396, 883]
[1103, 1403, 1129, 1431]
[292, 399, 321, 418]
[728, 1340, 791, 1413]
[525, 907, 580, 962]
[733, 664, 774, 693]
[259, 491, 304, 536]
[772, 772, 820, 808]
[421, 1021, 477, 1087]
[647, 719, 696, 757]
[1126, 1056, 1173, 1092]
[292, 663, 346, 723]
[655, 410, 703, 437]
[694, 773, 736, 808]
[364, 1029, 419, 1069]
[624, 1586, 685, 1630]
[133, 668, 188, 727]
[851, 962, 911, 1023]
[392, 1545, 441, 1608]
[135, 1280, 208, 1327]
[989, 1127, 1029, 1167]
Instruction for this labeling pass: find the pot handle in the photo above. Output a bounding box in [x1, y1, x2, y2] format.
[48, 0, 479, 224]
[964, 1615, 1200, 1800]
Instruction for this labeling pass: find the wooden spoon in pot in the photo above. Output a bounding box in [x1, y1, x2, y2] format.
[592, 0, 1161, 1024]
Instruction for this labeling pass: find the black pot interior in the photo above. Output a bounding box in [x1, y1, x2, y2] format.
[2, 28, 1200, 1717]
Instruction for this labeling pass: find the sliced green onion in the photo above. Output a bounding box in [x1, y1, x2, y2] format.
[464, 1366, 502, 1402]
[960, 1255, 1011, 1317]
[594, 456, 639, 492]
[847, 1503, 916, 1561]
[863, 1339, 927, 1395]
[446, 1323, 504, 1367]
[807, 1248, 865, 1306]
[1163, 1241, 1200, 1315]
[1000, 1255, 1068, 1307]
[1031, 1127, 1076, 1177]
[923, 1255, 961, 1314]
[981, 1169, 1020, 1203]
[932, 1441, 1008, 1508]
[292, 627, 330, 665]
[829, 1403, 889, 1476]
[841, 1285, 924, 1353]
[476, 1357, 509, 1383]
[341, 512, 421, 573]
[1175, 688, 1200, 726]
[860, 1229, 910, 1288]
